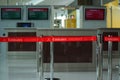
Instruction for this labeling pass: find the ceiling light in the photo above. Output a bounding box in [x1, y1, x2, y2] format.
[26, 0, 44, 5]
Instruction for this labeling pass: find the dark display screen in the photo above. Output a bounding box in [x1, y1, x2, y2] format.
[28, 8, 48, 20]
[85, 8, 105, 20]
[1, 8, 21, 20]
[43, 42, 92, 63]
[17, 22, 32, 27]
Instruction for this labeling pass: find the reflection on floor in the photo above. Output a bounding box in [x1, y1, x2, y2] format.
[0, 44, 39, 80]
[8, 58, 39, 80]
[0, 50, 119, 80]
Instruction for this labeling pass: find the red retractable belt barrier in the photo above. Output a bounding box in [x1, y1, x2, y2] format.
[0, 36, 97, 42]
[104, 36, 120, 42]
[1, 36, 120, 42]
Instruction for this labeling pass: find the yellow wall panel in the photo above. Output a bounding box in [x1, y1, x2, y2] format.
[65, 19, 76, 28]
[105, 0, 119, 28]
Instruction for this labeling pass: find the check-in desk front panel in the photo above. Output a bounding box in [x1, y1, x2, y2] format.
[37, 29, 97, 71]
[5, 28, 37, 59]
[98, 28, 120, 69]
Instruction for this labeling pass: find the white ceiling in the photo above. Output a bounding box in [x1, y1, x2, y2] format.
[0, 0, 74, 6]
[38, 0, 74, 6]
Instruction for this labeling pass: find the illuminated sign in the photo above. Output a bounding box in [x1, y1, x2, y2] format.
[1, 8, 21, 20]
[28, 8, 48, 20]
[85, 8, 105, 20]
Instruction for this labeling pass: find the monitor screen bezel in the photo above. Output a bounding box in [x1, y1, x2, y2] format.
[85, 8, 105, 20]
[1, 7, 22, 20]
[28, 7, 49, 20]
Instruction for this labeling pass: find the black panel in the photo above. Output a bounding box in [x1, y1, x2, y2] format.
[78, 0, 92, 5]
[103, 32, 118, 51]
[8, 32, 36, 51]
[43, 42, 92, 63]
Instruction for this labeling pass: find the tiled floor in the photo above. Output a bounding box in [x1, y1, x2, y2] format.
[8, 58, 39, 80]
[0, 46, 39, 80]
[0, 46, 120, 80]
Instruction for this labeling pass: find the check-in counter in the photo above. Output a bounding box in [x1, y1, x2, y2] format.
[5, 28, 37, 59]
[37, 29, 97, 72]
[97, 28, 120, 69]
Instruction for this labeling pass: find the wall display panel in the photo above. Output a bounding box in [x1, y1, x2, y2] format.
[28, 8, 48, 20]
[85, 8, 105, 20]
[80, 6, 106, 28]
[43, 42, 92, 63]
[8, 32, 36, 51]
[1, 8, 21, 20]
[37, 29, 96, 71]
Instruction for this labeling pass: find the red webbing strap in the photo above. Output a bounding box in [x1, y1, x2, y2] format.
[104, 36, 119, 42]
[0, 36, 97, 42]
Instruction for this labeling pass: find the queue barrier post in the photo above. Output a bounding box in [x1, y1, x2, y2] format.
[107, 35, 112, 80]
[96, 34, 103, 80]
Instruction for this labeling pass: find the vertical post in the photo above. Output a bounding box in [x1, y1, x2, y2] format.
[110, 6, 113, 28]
[50, 42, 54, 80]
[39, 42, 44, 80]
[118, 41, 120, 80]
[37, 42, 40, 72]
[108, 35, 112, 80]
[96, 34, 103, 80]
[7, 0, 9, 5]
[100, 0, 103, 6]
[51, 6, 55, 29]
[96, 35, 100, 80]
[119, 65, 120, 80]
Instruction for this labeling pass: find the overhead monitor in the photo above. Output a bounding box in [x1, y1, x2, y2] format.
[1, 8, 21, 20]
[28, 8, 48, 20]
[85, 8, 105, 20]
